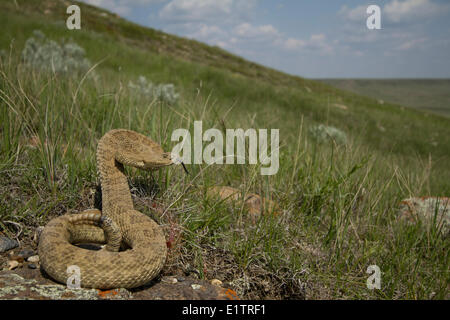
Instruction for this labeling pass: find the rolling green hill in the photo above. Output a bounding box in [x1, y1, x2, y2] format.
[320, 79, 450, 117]
[0, 0, 449, 299]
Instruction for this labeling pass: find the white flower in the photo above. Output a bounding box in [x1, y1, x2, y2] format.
[309, 124, 347, 145]
[21, 30, 92, 75]
[128, 75, 179, 104]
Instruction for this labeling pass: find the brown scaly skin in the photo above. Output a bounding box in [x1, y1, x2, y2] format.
[38, 129, 173, 289]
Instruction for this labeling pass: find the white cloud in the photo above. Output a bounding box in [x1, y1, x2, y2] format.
[158, 0, 260, 25]
[395, 37, 427, 50]
[185, 23, 229, 47]
[230, 23, 334, 54]
[191, 24, 226, 39]
[384, 0, 445, 23]
[284, 38, 306, 50]
[233, 23, 280, 39]
[338, 4, 368, 22]
[282, 34, 333, 55]
[80, 0, 130, 15]
[160, 0, 238, 23]
[182, 19, 335, 56]
[80, 0, 167, 16]
[335, 0, 448, 57]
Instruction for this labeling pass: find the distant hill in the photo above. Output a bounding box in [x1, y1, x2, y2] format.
[319, 79, 450, 117]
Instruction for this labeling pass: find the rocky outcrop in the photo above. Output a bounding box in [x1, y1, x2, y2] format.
[0, 236, 19, 253]
[0, 267, 239, 300]
[399, 197, 449, 234]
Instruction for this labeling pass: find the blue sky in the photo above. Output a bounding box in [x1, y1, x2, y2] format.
[79, 0, 450, 78]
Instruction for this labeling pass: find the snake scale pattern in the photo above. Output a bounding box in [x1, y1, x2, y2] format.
[38, 129, 173, 289]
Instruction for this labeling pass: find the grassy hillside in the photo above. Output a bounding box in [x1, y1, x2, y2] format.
[0, 0, 449, 299]
[320, 79, 450, 117]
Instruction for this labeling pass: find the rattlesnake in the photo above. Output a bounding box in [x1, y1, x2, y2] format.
[38, 129, 173, 289]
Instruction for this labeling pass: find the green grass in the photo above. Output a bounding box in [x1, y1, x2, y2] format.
[0, 0, 449, 299]
[319, 79, 450, 117]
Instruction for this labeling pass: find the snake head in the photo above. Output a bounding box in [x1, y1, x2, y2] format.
[142, 152, 173, 170]
[106, 129, 175, 171]
[116, 150, 173, 170]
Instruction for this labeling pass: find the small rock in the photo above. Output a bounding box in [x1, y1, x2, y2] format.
[191, 284, 202, 290]
[162, 276, 178, 284]
[27, 255, 40, 263]
[28, 263, 37, 269]
[399, 197, 449, 234]
[177, 276, 185, 282]
[0, 236, 19, 253]
[7, 260, 20, 270]
[18, 249, 35, 259]
[211, 279, 223, 287]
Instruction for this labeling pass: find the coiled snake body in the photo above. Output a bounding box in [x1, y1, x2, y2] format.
[38, 129, 173, 289]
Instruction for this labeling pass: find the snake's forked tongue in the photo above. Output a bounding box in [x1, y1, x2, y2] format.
[170, 153, 189, 175]
[180, 161, 189, 175]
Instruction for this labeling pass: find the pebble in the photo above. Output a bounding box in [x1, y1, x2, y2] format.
[27, 255, 40, 263]
[162, 276, 178, 284]
[177, 276, 185, 282]
[0, 236, 19, 253]
[211, 279, 223, 287]
[7, 260, 20, 270]
[191, 284, 202, 290]
[28, 263, 37, 270]
[18, 249, 35, 259]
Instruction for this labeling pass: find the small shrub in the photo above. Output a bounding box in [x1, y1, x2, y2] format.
[21, 30, 92, 75]
[128, 75, 153, 96]
[308, 124, 347, 145]
[154, 83, 179, 105]
[128, 75, 179, 104]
